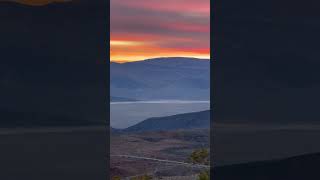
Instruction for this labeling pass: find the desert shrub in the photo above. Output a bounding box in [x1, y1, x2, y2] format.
[188, 148, 209, 165]
[130, 174, 152, 180]
[197, 170, 209, 180]
[112, 176, 121, 180]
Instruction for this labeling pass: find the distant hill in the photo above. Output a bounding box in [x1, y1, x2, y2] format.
[110, 96, 137, 102]
[123, 110, 210, 133]
[214, 153, 320, 180]
[111, 57, 210, 100]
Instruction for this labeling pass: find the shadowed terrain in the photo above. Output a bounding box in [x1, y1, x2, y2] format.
[110, 110, 210, 179]
[110, 129, 209, 178]
[123, 110, 210, 133]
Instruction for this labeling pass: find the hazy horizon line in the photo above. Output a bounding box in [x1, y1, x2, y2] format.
[110, 100, 210, 105]
[110, 56, 211, 63]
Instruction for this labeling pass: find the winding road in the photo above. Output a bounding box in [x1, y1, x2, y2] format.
[110, 154, 210, 168]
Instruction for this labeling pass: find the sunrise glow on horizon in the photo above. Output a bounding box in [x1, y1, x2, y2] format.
[111, 0, 210, 62]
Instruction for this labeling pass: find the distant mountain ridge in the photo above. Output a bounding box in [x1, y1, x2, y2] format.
[122, 110, 210, 133]
[111, 57, 210, 100]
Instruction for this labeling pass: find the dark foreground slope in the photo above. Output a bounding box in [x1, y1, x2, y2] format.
[0, 0, 108, 127]
[214, 153, 320, 180]
[123, 110, 210, 132]
[111, 129, 209, 178]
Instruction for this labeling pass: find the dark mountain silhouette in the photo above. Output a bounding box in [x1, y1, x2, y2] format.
[0, 0, 108, 127]
[213, 153, 320, 180]
[111, 57, 210, 100]
[123, 110, 210, 132]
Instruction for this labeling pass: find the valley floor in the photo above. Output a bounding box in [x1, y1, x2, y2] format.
[111, 123, 320, 179]
[3, 123, 320, 179]
[110, 129, 210, 179]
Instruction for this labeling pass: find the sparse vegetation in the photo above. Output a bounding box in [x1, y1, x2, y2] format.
[188, 149, 210, 180]
[130, 174, 153, 180]
[188, 148, 209, 165]
[197, 170, 209, 180]
[111, 130, 210, 178]
[112, 176, 121, 180]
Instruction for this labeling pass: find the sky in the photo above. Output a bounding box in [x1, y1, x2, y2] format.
[6, 0, 210, 62]
[111, 0, 210, 62]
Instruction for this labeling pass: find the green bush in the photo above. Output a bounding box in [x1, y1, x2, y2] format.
[130, 174, 152, 180]
[197, 170, 209, 180]
[189, 148, 209, 165]
[112, 176, 121, 180]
